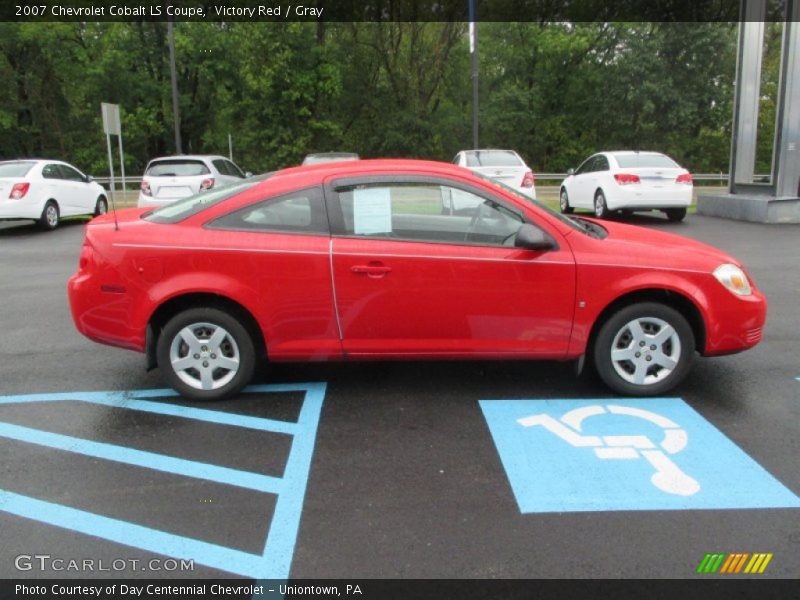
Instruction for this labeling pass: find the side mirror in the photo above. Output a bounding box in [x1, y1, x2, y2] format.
[85, 175, 94, 183]
[245, 171, 253, 178]
[515, 224, 555, 251]
[566, 168, 575, 176]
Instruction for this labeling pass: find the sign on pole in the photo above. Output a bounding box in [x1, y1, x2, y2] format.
[101, 103, 125, 220]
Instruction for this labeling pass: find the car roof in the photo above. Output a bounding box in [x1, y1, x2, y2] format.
[604, 150, 667, 156]
[269, 159, 475, 186]
[462, 149, 520, 155]
[147, 155, 228, 163]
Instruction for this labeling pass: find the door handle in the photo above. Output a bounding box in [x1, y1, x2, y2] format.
[351, 263, 392, 278]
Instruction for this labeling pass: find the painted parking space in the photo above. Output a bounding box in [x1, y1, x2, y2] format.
[480, 398, 800, 513]
[0, 383, 326, 579]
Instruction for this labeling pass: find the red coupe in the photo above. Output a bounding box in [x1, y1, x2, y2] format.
[68, 160, 766, 401]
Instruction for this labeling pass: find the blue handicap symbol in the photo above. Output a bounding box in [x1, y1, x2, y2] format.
[0, 383, 326, 578]
[479, 398, 800, 513]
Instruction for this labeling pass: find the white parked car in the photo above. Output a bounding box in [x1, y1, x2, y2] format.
[0, 159, 108, 230]
[559, 151, 693, 221]
[138, 155, 250, 208]
[453, 149, 536, 199]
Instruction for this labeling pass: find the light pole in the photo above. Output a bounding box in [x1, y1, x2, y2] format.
[469, 0, 479, 149]
[167, 18, 182, 154]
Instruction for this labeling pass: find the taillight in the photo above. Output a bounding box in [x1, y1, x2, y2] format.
[676, 173, 693, 185]
[613, 173, 641, 185]
[9, 183, 30, 199]
[78, 243, 93, 270]
[140, 180, 152, 196]
[200, 178, 215, 192]
[521, 171, 535, 188]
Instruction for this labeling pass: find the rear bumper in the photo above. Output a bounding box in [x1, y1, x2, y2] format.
[137, 194, 188, 208]
[0, 198, 44, 220]
[605, 185, 692, 210]
[67, 270, 146, 352]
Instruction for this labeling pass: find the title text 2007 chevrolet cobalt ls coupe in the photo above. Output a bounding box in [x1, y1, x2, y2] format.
[68, 160, 766, 401]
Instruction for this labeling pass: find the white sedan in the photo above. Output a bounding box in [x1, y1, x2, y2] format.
[453, 149, 537, 199]
[0, 159, 108, 230]
[559, 151, 693, 221]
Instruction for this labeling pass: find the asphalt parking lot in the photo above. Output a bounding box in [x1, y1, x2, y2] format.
[0, 212, 798, 581]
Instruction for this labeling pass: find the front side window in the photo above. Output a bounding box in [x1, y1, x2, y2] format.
[42, 164, 61, 179]
[337, 183, 525, 246]
[208, 187, 328, 234]
[225, 160, 246, 178]
[575, 156, 595, 175]
[58, 164, 85, 182]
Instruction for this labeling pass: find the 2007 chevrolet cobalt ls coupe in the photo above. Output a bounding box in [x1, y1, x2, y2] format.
[68, 160, 766, 401]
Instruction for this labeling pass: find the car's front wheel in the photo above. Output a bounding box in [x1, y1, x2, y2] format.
[94, 196, 108, 216]
[156, 307, 256, 401]
[559, 188, 574, 214]
[593, 302, 695, 396]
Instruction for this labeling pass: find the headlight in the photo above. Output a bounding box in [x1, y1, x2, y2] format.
[713, 263, 752, 296]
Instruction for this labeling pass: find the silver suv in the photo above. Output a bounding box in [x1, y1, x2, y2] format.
[138, 155, 250, 208]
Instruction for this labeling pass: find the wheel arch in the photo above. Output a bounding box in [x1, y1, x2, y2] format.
[586, 288, 706, 361]
[145, 292, 267, 371]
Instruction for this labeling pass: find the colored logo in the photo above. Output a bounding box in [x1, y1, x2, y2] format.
[697, 552, 773, 574]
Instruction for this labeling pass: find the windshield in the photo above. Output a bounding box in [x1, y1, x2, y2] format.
[146, 160, 211, 177]
[0, 161, 36, 177]
[144, 178, 264, 224]
[614, 154, 679, 168]
[471, 171, 586, 234]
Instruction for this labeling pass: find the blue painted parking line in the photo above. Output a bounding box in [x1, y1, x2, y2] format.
[480, 398, 800, 513]
[0, 383, 326, 579]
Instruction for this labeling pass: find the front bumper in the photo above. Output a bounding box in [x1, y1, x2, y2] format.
[702, 287, 768, 356]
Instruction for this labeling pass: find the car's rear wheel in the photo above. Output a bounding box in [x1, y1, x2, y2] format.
[593, 302, 695, 396]
[594, 190, 609, 218]
[559, 188, 574, 214]
[156, 307, 256, 401]
[94, 196, 108, 216]
[39, 201, 59, 230]
[665, 208, 687, 222]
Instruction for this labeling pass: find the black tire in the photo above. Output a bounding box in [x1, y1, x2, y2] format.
[593, 302, 695, 396]
[665, 208, 687, 222]
[39, 200, 59, 230]
[593, 190, 609, 219]
[94, 196, 108, 217]
[559, 188, 574, 214]
[156, 307, 256, 401]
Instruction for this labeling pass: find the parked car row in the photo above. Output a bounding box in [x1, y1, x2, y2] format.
[68, 158, 765, 402]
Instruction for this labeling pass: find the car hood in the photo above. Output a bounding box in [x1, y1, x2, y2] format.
[574, 217, 739, 271]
